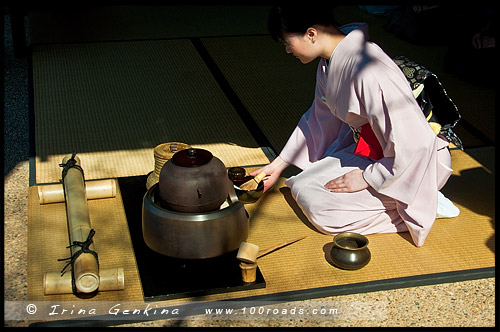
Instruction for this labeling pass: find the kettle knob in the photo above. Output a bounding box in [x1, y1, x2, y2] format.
[187, 148, 197, 158]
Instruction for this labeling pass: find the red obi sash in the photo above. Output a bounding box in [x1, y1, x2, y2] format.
[353, 123, 384, 160]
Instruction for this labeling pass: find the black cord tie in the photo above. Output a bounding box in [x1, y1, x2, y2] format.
[59, 151, 85, 182]
[58, 229, 99, 277]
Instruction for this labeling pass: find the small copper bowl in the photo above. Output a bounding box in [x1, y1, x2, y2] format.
[329, 232, 371, 270]
[228, 168, 264, 204]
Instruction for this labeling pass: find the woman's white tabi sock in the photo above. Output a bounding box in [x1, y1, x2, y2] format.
[436, 191, 460, 218]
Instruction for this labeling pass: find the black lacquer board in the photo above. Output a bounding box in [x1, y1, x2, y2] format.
[118, 175, 265, 302]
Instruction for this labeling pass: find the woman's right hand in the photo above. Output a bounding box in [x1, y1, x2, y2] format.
[249, 156, 290, 192]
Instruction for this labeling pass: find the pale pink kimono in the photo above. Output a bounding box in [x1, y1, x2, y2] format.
[280, 24, 452, 247]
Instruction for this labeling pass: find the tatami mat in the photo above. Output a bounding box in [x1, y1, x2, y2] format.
[31, 40, 271, 183]
[29, 5, 270, 44]
[27, 147, 494, 325]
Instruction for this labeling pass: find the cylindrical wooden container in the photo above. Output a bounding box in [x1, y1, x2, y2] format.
[239, 262, 257, 283]
[43, 267, 124, 295]
[146, 142, 191, 189]
[61, 154, 99, 293]
[37, 179, 117, 204]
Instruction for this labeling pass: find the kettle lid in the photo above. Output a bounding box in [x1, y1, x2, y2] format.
[171, 148, 213, 167]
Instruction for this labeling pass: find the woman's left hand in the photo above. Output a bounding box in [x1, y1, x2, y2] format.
[324, 169, 370, 193]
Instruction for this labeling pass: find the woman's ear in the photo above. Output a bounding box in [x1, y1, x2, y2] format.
[306, 27, 318, 43]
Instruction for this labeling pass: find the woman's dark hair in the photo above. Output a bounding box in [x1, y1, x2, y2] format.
[268, 5, 339, 43]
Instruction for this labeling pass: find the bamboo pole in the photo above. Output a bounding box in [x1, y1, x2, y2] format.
[60, 154, 100, 293]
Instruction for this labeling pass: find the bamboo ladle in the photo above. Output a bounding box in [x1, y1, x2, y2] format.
[237, 235, 307, 264]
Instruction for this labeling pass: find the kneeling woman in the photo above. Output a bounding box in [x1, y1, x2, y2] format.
[252, 6, 457, 247]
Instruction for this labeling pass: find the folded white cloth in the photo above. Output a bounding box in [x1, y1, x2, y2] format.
[436, 191, 460, 218]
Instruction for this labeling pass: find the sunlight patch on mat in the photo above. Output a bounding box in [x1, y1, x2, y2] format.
[35, 144, 274, 184]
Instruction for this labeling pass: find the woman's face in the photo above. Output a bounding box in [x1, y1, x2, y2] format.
[282, 32, 317, 64]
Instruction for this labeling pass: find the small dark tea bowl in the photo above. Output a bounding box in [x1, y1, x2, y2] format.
[231, 176, 264, 204]
[329, 232, 371, 270]
[228, 167, 264, 204]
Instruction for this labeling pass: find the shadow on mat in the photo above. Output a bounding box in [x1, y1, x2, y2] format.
[440, 167, 495, 254]
[279, 186, 325, 233]
[321, 242, 337, 268]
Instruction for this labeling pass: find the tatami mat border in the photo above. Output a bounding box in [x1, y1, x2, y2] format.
[29, 267, 495, 327]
